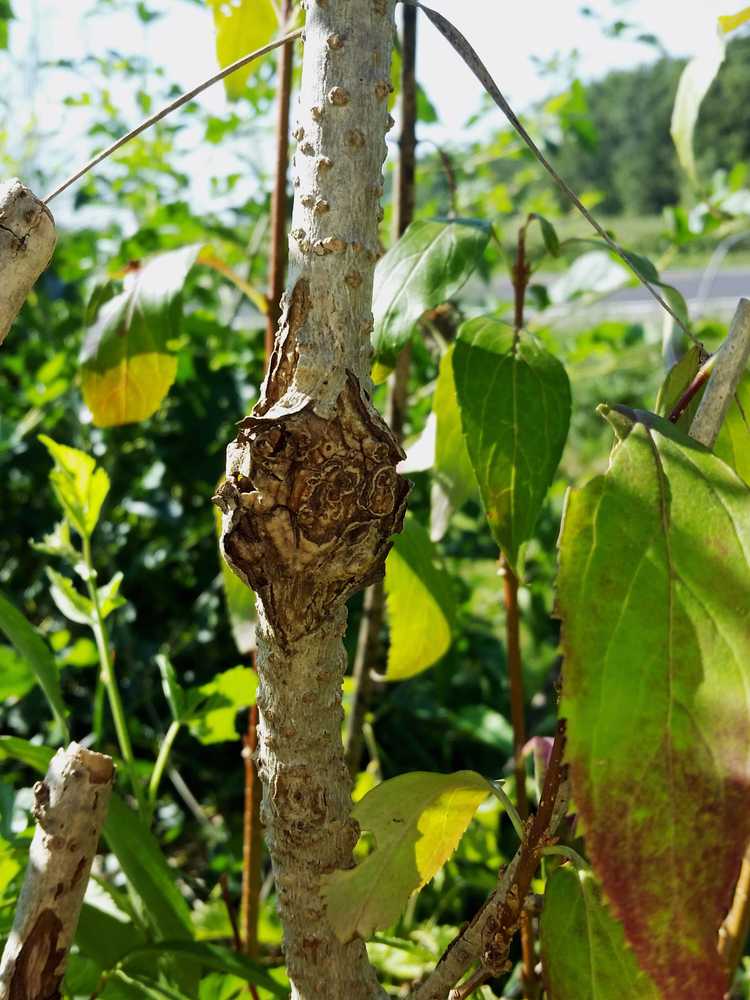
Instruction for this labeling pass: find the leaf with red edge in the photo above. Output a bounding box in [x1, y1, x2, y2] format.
[541, 866, 660, 1000]
[558, 404, 750, 999]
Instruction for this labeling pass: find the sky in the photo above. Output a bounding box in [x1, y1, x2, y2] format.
[0, 0, 739, 212]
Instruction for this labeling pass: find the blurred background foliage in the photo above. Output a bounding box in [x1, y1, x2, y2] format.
[1, 0, 749, 996]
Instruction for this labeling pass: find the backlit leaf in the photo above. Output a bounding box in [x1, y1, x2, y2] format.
[187, 665, 258, 744]
[98, 572, 127, 619]
[541, 867, 659, 1000]
[383, 515, 455, 681]
[207, 0, 278, 101]
[372, 219, 490, 368]
[454, 317, 571, 570]
[671, 30, 726, 182]
[431, 346, 478, 541]
[47, 567, 95, 625]
[0, 646, 35, 702]
[80, 245, 200, 427]
[323, 770, 489, 942]
[558, 405, 750, 998]
[0, 593, 68, 738]
[39, 435, 110, 539]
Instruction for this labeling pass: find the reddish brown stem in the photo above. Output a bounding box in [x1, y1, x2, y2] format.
[219, 872, 242, 952]
[415, 721, 568, 1000]
[240, 698, 263, 959]
[265, 0, 295, 357]
[507, 219, 536, 999]
[667, 354, 712, 424]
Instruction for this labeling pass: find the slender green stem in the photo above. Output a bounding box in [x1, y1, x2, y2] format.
[148, 719, 181, 808]
[541, 844, 589, 871]
[82, 536, 145, 814]
[487, 779, 526, 841]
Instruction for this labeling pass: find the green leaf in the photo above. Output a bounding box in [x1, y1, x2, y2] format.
[98, 572, 127, 619]
[0, 646, 35, 702]
[656, 352, 750, 486]
[39, 435, 110, 539]
[541, 867, 659, 1000]
[530, 214, 560, 257]
[655, 282, 690, 331]
[323, 771, 489, 942]
[671, 31, 726, 182]
[105, 793, 194, 943]
[383, 515, 455, 681]
[431, 346, 478, 541]
[655, 345, 704, 420]
[0, 735, 55, 773]
[714, 371, 750, 485]
[30, 519, 79, 563]
[80, 245, 200, 427]
[453, 317, 571, 569]
[76, 902, 145, 970]
[46, 568, 95, 626]
[372, 219, 490, 368]
[187, 666, 258, 745]
[157, 654, 186, 723]
[0, 593, 68, 738]
[120, 941, 286, 995]
[558, 406, 750, 998]
[207, 0, 278, 101]
[101, 971, 193, 1000]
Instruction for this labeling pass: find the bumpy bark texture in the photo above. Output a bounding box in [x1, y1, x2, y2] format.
[0, 179, 56, 346]
[0, 744, 114, 1000]
[215, 1, 403, 997]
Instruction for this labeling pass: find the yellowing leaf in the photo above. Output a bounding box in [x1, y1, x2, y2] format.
[80, 245, 200, 428]
[431, 346, 478, 540]
[82, 353, 178, 428]
[719, 6, 750, 34]
[384, 515, 455, 681]
[208, 0, 278, 101]
[323, 771, 489, 942]
[39, 435, 110, 539]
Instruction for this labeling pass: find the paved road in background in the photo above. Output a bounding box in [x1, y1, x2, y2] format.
[494, 267, 750, 318]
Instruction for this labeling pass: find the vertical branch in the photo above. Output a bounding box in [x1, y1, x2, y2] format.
[265, 0, 296, 357]
[240, 700, 263, 959]
[215, 1, 406, 996]
[345, 0, 418, 777]
[0, 744, 114, 999]
[241, 4, 296, 957]
[504, 218, 537, 1000]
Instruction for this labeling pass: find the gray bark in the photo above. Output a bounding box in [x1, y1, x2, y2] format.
[0, 743, 114, 1000]
[214, 1, 404, 997]
[690, 297, 750, 448]
[0, 179, 56, 346]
